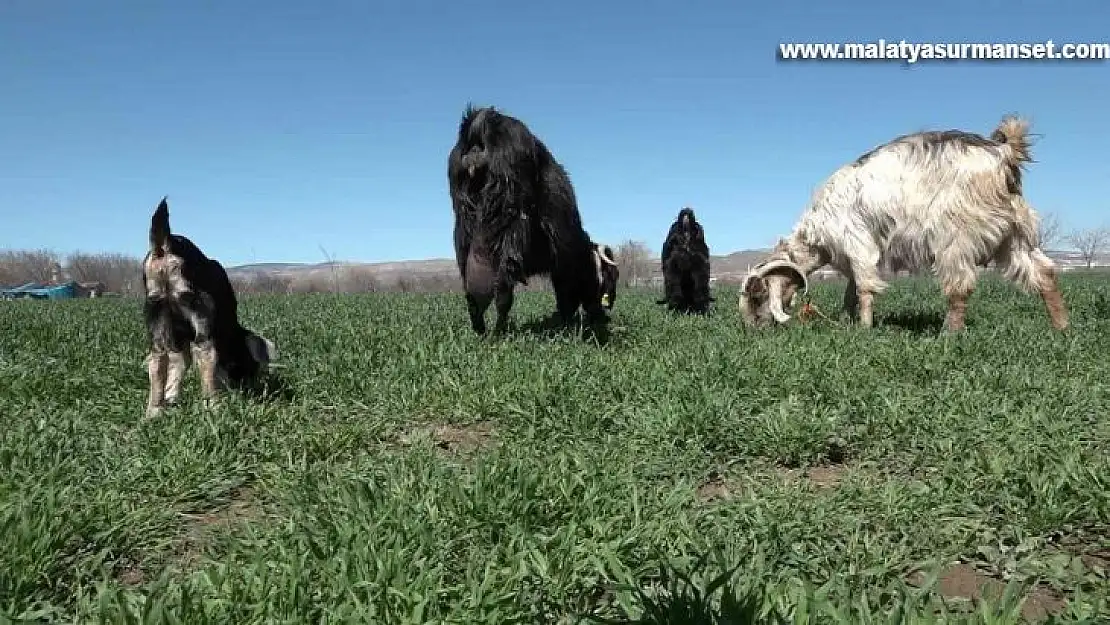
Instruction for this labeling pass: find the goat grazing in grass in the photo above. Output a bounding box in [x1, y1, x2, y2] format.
[739, 115, 1069, 332]
[448, 104, 617, 335]
[657, 207, 714, 314]
[141, 198, 277, 416]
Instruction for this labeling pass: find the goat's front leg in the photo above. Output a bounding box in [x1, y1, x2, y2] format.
[163, 350, 191, 405]
[841, 276, 859, 321]
[850, 264, 882, 328]
[943, 287, 973, 332]
[145, 350, 168, 417]
[492, 279, 515, 335]
[857, 289, 876, 328]
[938, 263, 978, 332]
[842, 275, 876, 327]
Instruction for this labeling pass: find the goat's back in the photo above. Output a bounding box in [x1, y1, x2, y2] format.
[799, 129, 1035, 270]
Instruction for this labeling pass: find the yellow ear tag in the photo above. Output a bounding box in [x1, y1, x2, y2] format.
[601, 293, 610, 306]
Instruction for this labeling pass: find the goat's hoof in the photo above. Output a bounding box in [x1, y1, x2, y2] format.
[144, 405, 163, 420]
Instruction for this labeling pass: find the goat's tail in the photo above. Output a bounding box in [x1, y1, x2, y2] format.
[150, 196, 171, 257]
[990, 115, 1033, 166]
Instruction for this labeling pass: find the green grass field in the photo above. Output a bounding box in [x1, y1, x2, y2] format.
[1, 273, 1108, 624]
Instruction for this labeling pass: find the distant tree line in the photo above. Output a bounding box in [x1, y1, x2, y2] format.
[0, 250, 144, 295]
[0, 249, 561, 296]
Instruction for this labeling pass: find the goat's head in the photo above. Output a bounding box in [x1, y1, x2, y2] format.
[593, 243, 619, 309]
[673, 207, 704, 247]
[244, 329, 278, 373]
[739, 255, 808, 327]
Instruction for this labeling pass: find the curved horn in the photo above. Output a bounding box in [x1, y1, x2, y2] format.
[753, 259, 808, 324]
[754, 259, 808, 296]
[768, 289, 792, 324]
[595, 244, 617, 266]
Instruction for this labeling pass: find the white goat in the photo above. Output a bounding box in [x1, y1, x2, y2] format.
[739, 115, 1069, 332]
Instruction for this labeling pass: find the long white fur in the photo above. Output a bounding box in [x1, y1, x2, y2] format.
[746, 115, 1058, 321]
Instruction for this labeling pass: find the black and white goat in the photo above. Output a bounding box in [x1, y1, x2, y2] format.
[739, 115, 1069, 332]
[141, 198, 276, 416]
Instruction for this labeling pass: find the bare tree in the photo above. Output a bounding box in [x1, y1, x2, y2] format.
[65, 251, 144, 295]
[1066, 227, 1110, 269]
[1037, 211, 1063, 250]
[246, 273, 292, 294]
[615, 239, 653, 287]
[0, 249, 61, 286]
[336, 266, 380, 293]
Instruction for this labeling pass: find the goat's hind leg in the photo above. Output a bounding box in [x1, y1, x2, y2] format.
[995, 244, 1069, 331]
[192, 340, 222, 407]
[1038, 267, 1069, 330]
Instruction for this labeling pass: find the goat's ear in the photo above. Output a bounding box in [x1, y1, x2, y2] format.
[150, 197, 171, 256]
[246, 332, 277, 365]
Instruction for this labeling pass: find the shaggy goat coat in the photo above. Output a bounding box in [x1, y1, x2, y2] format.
[448, 104, 616, 335]
[739, 115, 1069, 332]
[658, 207, 713, 314]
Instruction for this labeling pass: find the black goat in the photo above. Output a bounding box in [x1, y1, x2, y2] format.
[657, 207, 713, 314]
[448, 104, 616, 335]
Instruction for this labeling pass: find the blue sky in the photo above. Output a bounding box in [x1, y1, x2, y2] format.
[1, 0, 1107, 267]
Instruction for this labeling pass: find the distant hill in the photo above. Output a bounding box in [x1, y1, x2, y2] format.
[225, 250, 775, 282]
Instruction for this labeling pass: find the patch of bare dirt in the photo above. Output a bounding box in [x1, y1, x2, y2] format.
[804, 465, 847, 489]
[401, 421, 498, 455]
[1047, 526, 1110, 574]
[774, 464, 849, 490]
[695, 473, 735, 502]
[114, 560, 146, 586]
[175, 486, 264, 570]
[1080, 550, 1110, 571]
[181, 487, 262, 535]
[907, 562, 1067, 622]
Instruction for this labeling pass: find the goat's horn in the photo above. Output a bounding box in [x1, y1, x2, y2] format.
[596, 245, 617, 266]
[754, 259, 808, 295]
[768, 288, 792, 324]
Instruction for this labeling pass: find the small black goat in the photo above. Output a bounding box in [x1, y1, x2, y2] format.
[657, 207, 713, 314]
